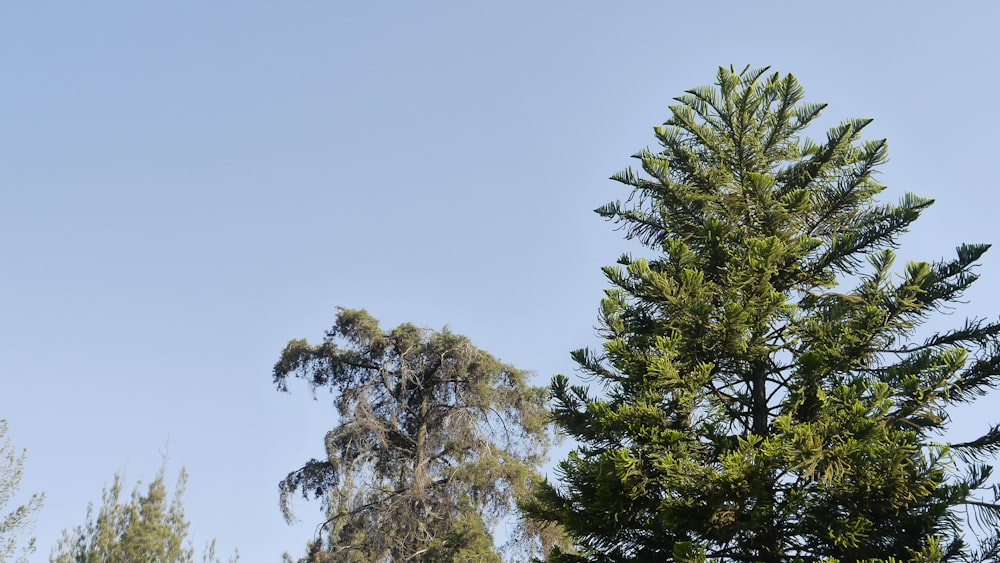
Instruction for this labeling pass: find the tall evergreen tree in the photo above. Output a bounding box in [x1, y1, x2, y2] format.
[273, 308, 555, 563]
[524, 66, 1000, 562]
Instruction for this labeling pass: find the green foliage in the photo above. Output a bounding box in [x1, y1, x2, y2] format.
[274, 308, 556, 563]
[51, 463, 237, 563]
[420, 510, 503, 563]
[0, 419, 44, 563]
[524, 66, 1000, 562]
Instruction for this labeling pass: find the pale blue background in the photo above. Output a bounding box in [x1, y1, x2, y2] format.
[2, 1, 998, 560]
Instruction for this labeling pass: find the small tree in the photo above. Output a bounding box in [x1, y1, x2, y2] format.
[524, 66, 1000, 562]
[51, 463, 237, 563]
[0, 419, 44, 563]
[274, 308, 555, 562]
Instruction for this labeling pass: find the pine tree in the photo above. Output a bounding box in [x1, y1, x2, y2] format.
[273, 308, 555, 563]
[51, 463, 237, 563]
[524, 66, 1000, 562]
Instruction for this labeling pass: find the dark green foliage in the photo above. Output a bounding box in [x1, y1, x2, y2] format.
[524, 66, 1000, 562]
[274, 308, 554, 563]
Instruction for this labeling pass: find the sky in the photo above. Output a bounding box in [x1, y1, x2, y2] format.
[2, 1, 999, 560]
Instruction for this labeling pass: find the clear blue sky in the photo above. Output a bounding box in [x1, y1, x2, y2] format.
[2, 2, 998, 560]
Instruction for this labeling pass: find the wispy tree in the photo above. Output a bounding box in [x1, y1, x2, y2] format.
[0, 419, 44, 563]
[274, 308, 557, 562]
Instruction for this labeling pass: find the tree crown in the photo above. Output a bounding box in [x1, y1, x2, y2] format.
[526, 65, 1000, 563]
[0, 419, 44, 563]
[275, 308, 556, 562]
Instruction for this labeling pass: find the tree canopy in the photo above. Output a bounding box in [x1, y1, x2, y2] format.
[274, 308, 555, 562]
[524, 66, 1000, 562]
[51, 463, 237, 563]
[0, 419, 44, 563]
